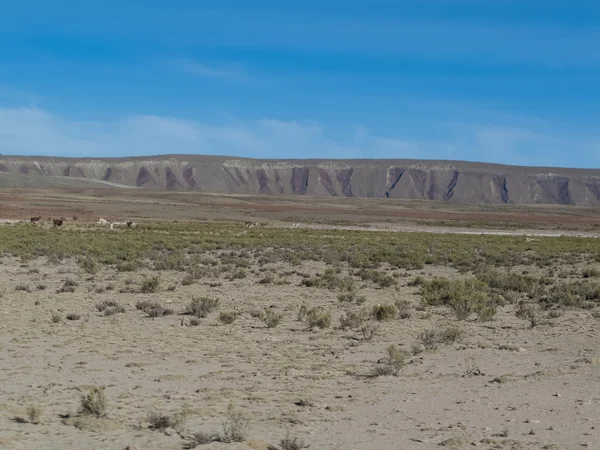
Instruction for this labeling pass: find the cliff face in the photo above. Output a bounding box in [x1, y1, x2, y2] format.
[1, 155, 600, 205]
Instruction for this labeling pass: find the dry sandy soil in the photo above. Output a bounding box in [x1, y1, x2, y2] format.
[0, 190, 599, 450]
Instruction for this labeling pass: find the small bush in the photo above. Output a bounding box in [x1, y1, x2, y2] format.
[66, 313, 81, 321]
[186, 297, 219, 318]
[117, 261, 139, 272]
[229, 268, 247, 280]
[438, 326, 464, 344]
[51, 312, 62, 323]
[148, 409, 188, 433]
[371, 344, 409, 377]
[219, 311, 238, 325]
[187, 432, 216, 447]
[516, 303, 539, 328]
[79, 387, 107, 417]
[279, 434, 310, 450]
[27, 404, 43, 424]
[408, 276, 425, 287]
[262, 310, 283, 328]
[140, 276, 160, 293]
[148, 412, 173, 431]
[419, 326, 464, 350]
[547, 309, 563, 319]
[15, 284, 31, 292]
[582, 267, 600, 278]
[219, 403, 249, 443]
[96, 300, 119, 312]
[104, 305, 126, 316]
[372, 304, 397, 321]
[339, 310, 367, 330]
[181, 273, 196, 286]
[306, 307, 331, 329]
[360, 323, 378, 341]
[358, 269, 396, 288]
[296, 304, 309, 322]
[395, 299, 412, 319]
[258, 272, 275, 284]
[136, 300, 173, 317]
[78, 256, 100, 274]
[420, 278, 491, 320]
[337, 290, 366, 304]
[57, 279, 78, 294]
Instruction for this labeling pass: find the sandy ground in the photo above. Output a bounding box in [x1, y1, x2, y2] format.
[1, 252, 599, 450]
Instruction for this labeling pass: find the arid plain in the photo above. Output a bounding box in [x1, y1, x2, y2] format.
[1, 189, 600, 450]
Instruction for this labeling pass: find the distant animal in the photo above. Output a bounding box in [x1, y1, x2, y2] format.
[52, 219, 63, 227]
[97, 218, 108, 225]
[110, 221, 133, 230]
[30, 216, 42, 223]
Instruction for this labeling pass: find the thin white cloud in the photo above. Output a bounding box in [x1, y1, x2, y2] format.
[0, 107, 596, 168]
[167, 58, 249, 82]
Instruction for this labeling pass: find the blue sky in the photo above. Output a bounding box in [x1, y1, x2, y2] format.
[1, 0, 599, 167]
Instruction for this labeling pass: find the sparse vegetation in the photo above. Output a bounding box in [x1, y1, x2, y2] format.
[219, 311, 238, 325]
[136, 300, 173, 317]
[258, 272, 275, 284]
[516, 303, 539, 328]
[418, 326, 464, 350]
[66, 313, 81, 321]
[186, 297, 219, 318]
[77, 255, 100, 274]
[2, 218, 600, 447]
[79, 387, 107, 417]
[219, 403, 249, 443]
[371, 344, 409, 377]
[278, 434, 310, 450]
[395, 299, 412, 319]
[57, 279, 78, 294]
[262, 310, 283, 328]
[26, 404, 42, 424]
[339, 309, 367, 330]
[419, 277, 496, 320]
[372, 303, 397, 321]
[306, 307, 332, 329]
[360, 323, 379, 341]
[140, 276, 160, 293]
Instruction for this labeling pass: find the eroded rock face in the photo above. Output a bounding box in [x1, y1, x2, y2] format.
[1, 155, 600, 205]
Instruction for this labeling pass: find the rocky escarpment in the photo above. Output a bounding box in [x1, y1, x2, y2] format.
[0, 155, 600, 205]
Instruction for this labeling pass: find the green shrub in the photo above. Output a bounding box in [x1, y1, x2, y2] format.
[371, 344, 409, 377]
[186, 297, 219, 318]
[420, 277, 492, 320]
[219, 311, 238, 325]
[372, 304, 397, 321]
[306, 307, 331, 329]
[77, 256, 100, 274]
[339, 310, 367, 330]
[79, 387, 107, 417]
[262, 310, 283, 328]
[516, 303, 539, 328]
[140, 276, 160, 293]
